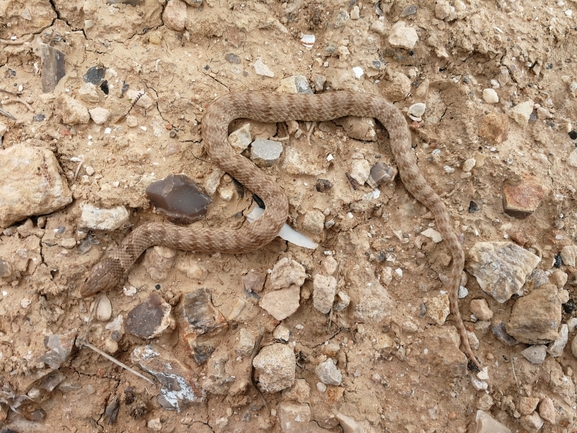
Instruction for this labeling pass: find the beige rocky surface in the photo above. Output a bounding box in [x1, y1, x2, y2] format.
[1, 1, 577, 432]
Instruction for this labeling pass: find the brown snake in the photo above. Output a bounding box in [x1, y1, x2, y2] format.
[81, 91, 481, 370]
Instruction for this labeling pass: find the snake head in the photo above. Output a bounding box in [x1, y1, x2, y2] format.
[80, 257, 124, 297]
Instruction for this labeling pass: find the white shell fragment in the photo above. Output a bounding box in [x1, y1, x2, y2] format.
[300, 34, 315, 49]
[246, 207, 318, 249]
[408, 103, 426, 121]
[352, 67, 364, 79]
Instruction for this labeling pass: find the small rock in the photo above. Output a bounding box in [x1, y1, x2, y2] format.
[367, 161, 397, 188]
[0, 146, 73, 229]
[162, 0, 187, 31]
[268, 258, 307, 290]
[242, 270, 265, 292]
[125, 293, 173, 339]
[179, 288, 229, 365]
[478, 112, 509, 144]
[560, 245, 577, 267]
[426, 294, 450, 325]
[40, 43, 66, 92]
[335, 412, 367, 433]
[252, 343, 295, 393]
[251, 138, 283, 167]
[463, 158, 476, 172]
[408, 102, 426, 121]
[466, 242, 540, 303]
[322, 256, 338, 275]
[482, 88, 499, 104]
[509, 100, 535, 126]
[253, 58, 274, 77]
[302, 210, 325, 237]
[477, 394, 494, 411]
[547, 324, 568, 357]
[236, 329, 255, 357]
[79, 204, 129, 231]
[260, 285, 301, 321]
[506, 283, 562, 344]
[421, 228, 442, 243]
[549, 269, 567, 289]
[316, 179, 333, 192]
[277, 75, 313, 94]
[475, 410, 512, 433]
[502, 175, 548, 219]
[435, 0, 456, 20]
[177, 260, 208, 281]
[228, 123, 252, 151]
[520, 412, 544, 432]
[388, 21, 419, 50]
[335, 117, 377, 141]
[521, 345, 548, 364]
[89, 106, 110, 124]
[56, 94, 90, 124]
[313, 274, 337, 314]
[78, 82, 100, 103]
[132, 345, 203, 409]
[334, 9, 350, 28]
[518, 397, 540, 416]
[349, 159, 371, 185]
[282, 379, 310, 403]
[334, 291, 350, 311]
[492, 322, 518, 346]
[538, 397, 556, 424]
[300, 34, 315, 49]
[38, 330, 78, 370]
[95, 294, 113, 321]
[278, 402, 311, 433]
[126, 89, 153, 109]
[568, 148, 577, 168]
[400, 5, 418, 16]
[350, 5, 360, 20]
[470, 299, 493, 321]
[144, 246, 177, 282]
[315, 358, 342, 386]
[382, 71, 412, 101]
[273, 324, 290, 342]
[147, 418, 162, 431]
[146, 174, 212, 224]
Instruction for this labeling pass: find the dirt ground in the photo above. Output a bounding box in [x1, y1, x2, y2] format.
[1, 0, 577, 432]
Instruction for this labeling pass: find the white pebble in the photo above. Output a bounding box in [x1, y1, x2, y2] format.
[408, 102, 426, 121]
[352, 66, 364, 79]
[462, 158, 476, 172]
[482, 88, 499, 104]
[300, 34, 315, 49]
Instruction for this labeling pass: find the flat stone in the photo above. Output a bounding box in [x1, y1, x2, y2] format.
[312, 274, 337, 314]
[236, 328, 256, 357]
[278, 402, 311, 433]
[315, 358, 342, 386]
[502, 175, 548, 219]
[506, 284, 562, 344]
[367, 161, 397, 188]
[520, 413, 544, 432]
[277, 75, 313, 94]
[334, 117, 377, 141]
[349, 158, 371, 185]
[252, 343, 295, 393]
[55, 94, 90, 125]
[78, 82, 100, 103]
[268, 258, 307, 290]
[79, 203, 129, 231]
[242, 270, 265, 292]
[426, 294, 450, 325]
[259, 285, 301, 321]
[478, 112, 509, 144]
[253, 57, 274, 77]
[0, 146, 72, 229]
[547, 324, 569, 357]
[250, 138, 283, 167]
[482, 88, 499, 103]
[475, 410, 511, 433]
[40, 44, 65, 93]
[518, 397, 540, 416]
[388, 21, 418, 50]
[466, 242, 540, 303]
[509, 100, 534, 126]
[38, 329, 78, 370]
[125, 293, 173, 339]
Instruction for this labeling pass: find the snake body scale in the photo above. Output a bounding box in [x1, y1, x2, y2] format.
[81, 91, 481, 370]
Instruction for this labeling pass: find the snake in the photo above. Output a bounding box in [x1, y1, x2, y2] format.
[80, 90, 481, 370]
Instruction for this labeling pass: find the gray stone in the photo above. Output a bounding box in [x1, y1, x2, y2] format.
[251, 138, 283, 167]
[521, 345, 547, 364]
[236, 329, 256, 356]
[79, 203, 129, 231]
[506, 284, 562, 344]
[313, 274, 337, 314]
[315, 358, 342, 386]
[277, 75, 313, 94]
[252, 343, 295, 393]
[0, 146, 72, 229]
[466, 242, 540, 303]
